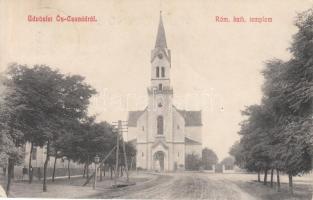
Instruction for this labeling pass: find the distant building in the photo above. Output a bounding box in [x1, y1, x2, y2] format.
[22, 142, 83, 169]
[127, 13, 202, 171]
[9, 142, 84, 180]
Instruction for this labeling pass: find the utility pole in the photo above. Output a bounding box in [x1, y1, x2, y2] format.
[114, 121, 121, 187]
[122, 128, 129, 182]
[112, 120, 129, 187]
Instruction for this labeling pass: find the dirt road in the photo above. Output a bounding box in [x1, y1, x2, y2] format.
[8, 172, 312, 199]
[92, 172, 258, 199]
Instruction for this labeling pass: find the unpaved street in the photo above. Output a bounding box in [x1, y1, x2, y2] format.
[119, 172, 256, 200]
[88, 172, 260, 199]
[7, 172, 312, 199]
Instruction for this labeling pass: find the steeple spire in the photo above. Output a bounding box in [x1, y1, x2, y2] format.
[155, 11, 167, 48]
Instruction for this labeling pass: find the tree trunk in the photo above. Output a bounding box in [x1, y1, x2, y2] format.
[276, 169, 280, 192]
[67, 160, 71, 180]
[100, 165, 103, 181]
[86, 163, 89, 179]
[83, 164, 86, 178]
[28, 142, 33, 184]
[52, 152, 57, 182]
[257, 170, 260, 182]
[11, 166, 14, 179]
[120, 166, 123, 177]
[263, 169, 268, 185]
[103, 165, 105, 177]
[288, 174, 293, 194]
[270, 168, 274, 187]
[86, 156, 90, 179]
[110, 166, 113, 180]
[130, 157, 134, 171]
[6, 158, 14, 196]
[43, 140, 50, 192]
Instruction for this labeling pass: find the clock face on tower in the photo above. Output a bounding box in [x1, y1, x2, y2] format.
[158, 53, 163, 59]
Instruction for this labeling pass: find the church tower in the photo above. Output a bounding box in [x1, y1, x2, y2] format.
[146, 12, 174, 169]
[127, 12, 202, 172]
[147, 12, 173, 138]
[150, 12, 171, 89]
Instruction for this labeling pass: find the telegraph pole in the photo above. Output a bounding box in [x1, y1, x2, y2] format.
[114, 121, 121, 187]
[122, 129, 129, 182]
[112, 120, 129, 187]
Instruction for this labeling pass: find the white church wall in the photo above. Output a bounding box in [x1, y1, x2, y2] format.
[173, 143, 185, 169]
[172, 108, 185, 142]
[136, 111, 148, 143]
[136, 143, 148, 169]
[147, 93, 173, 142]
[127, 127, 138, 142]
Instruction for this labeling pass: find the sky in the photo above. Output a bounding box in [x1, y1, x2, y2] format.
[0, 0, 312, 160]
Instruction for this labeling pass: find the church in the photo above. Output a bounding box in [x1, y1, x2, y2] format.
[127, 13, 202, 171]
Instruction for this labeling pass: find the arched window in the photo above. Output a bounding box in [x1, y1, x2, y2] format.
[156, 67, 159, 78]
[161, 67, 165, 77]
[157, 116, 164, 135]
[158, 83, 162, 90]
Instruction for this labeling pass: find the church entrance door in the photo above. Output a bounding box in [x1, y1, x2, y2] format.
[153, 151, 165, 171]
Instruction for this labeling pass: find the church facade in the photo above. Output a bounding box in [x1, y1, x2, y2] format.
[127, 14, 202, 171]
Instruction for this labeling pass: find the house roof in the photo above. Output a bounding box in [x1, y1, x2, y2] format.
[185, 137, 202, 145]
[177, 109, 202, 126]
[128, 110, 145, 127]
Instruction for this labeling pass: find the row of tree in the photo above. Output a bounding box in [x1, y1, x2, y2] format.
[185, 148, 219, 170]
[0, 64, 135, 195]
[230, 9, 313, 194]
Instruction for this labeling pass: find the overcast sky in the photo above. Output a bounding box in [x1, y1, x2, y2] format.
[1, 0, 312, 160]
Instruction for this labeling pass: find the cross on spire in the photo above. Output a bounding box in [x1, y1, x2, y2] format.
[155, 11, 167, 48]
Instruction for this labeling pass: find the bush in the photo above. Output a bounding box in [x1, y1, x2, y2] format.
[185, 153, 201, 171]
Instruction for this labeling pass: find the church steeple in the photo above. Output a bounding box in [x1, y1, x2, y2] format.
[149, 12, 172, 93]
[155, 11, 167, 49]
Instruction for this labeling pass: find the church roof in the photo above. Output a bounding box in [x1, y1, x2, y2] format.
[155, 12, 167, 48]
[128, 110, 145, 127]
[185, 137, 202, 145]
[177, 109, 202, 126]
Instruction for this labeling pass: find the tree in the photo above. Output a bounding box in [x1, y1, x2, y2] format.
[238, 104, 275, 184]
[0, 75, 25, 195]
[201, 148, 218, 170]
[185, 153, 201, 171]
[3, 64, 97, 192]
[220, 156, 235, 170]
[233, 8, 313, 194]
[229, 141, 245, 168]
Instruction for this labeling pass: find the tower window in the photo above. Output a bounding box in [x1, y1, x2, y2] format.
[142, 126, 144, 131]
[158, 84, 162, 90]
[142, 152, 144, 157]
[157, 116, 164, 135]
[156, 67, 160, 78]
[161, 67, 165, 77]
